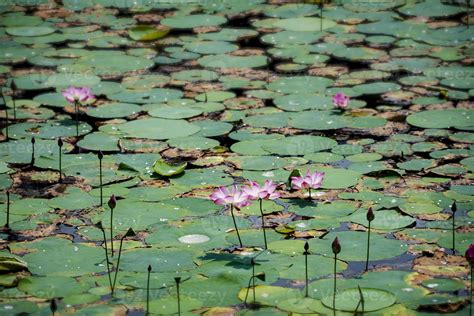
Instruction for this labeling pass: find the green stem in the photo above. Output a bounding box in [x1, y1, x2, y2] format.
[112, 237, 125, 295]
[58, 145, 62, 183]
[5, 191, 9, 228]
[230, 205, 242, 247]
[470, 266, 472, 316]
[452, 211, 456, 253]
[4, 103, 8, 140]
[259, 199, 267, 249]
[308, 188, 312, 200]
[305, 252, 309, 297]
[333, 254, 337, 315]
[31, 140, 35, 166]
[176, 281, 181, 316]
[244, 277, 253, 307]
[100, 228, 112, 291]
[1, 88, 9, 140]
[12, 94, 16, 120]
[252, 262, 256, 303]
[110, 208, 114, 257]
[365, 222, 371, 271]
[74, 101, 79, 137]
[99, 158, 103, 206]
[147, 267, 151, 315]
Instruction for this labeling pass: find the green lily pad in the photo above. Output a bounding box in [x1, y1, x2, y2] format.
[18, 276, 85, 299]
[86, 103, 141, 119]
[0, 254, 28, 273]
[120, 248, 197, 273]
[19, 237, 103, 276]
[407, 109, 474, 129]
[321, 288, 396, 312]
[184, 41, 238, 54]
[398, 0, 464, 17]
[109, 88, 183, 104]
[308, 231, 407, 261]
[397, 159, 436, 171]
[118, 118, 200, 140]
[128, 25, 169, 41]
[267, 76, 333, 94]
[168, 137, 219, 150]
[349, 209, 415, 230]
[238, 285, 302, 307]
[6, 26, 55, 37]
[77, 132, 120, 152]
[198, 54, 268, 69]
[161, 14, 227, 29]
[270, 17, 337, 31]
[421, 278, 465, 292]
[148, 106, 202, 119]
[152, 159, 186, 177]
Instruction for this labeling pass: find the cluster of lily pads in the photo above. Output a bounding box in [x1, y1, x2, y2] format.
[0, 0, 473, 315]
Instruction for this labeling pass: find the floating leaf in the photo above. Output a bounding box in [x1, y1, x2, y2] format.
[128, 25, 170, 41]
[152, 159, 186, 177]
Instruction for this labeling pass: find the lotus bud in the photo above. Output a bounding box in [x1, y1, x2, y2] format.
[367, 207, 375, 222]
[108, 195, 117, 210]
[332, 237, 341, 255]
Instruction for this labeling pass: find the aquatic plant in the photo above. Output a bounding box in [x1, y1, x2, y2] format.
[95, 221, 112, 291]
[332, 92, 349, 109]
[452, 202, 457, 252]
[107, 195, 117, 256]
[242, 180, 280, 249]
[332, 237, 341, 313]
[146, 264, 151, 315]
[30, 137, 35, 166]
[50, 298, 57, 316]
[366, 207, 375, 271]
[291, 170, 325, 200]
[10, 80, 16, 120]
[61, 86, 94, 137]
[210, 185, 251, 247]
[112, 227, 136, 295]
[244, 257, 265, 307]
[57, 138, 63, 182]
[4, 191, 9, 229]
[304, 241, 310, 297]
[98, 151, 104, 206]
[175, 276, 181, 315]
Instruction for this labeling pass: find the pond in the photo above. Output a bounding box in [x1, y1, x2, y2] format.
[0, 0, 473, 315]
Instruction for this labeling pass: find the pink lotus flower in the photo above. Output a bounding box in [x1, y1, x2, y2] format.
[291, 169, 325, 199]
[210, 185, 251, 209]
[61, 86, 94, 104]
[209, 186, 232, 206]
[262, 180, 280, 200]
[242, 180, 281, 201]
[332, 92, 349, 109]
[291, 175, 309, 190]
[210, 185, 250, 247]
[304, 170, 325, 190]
